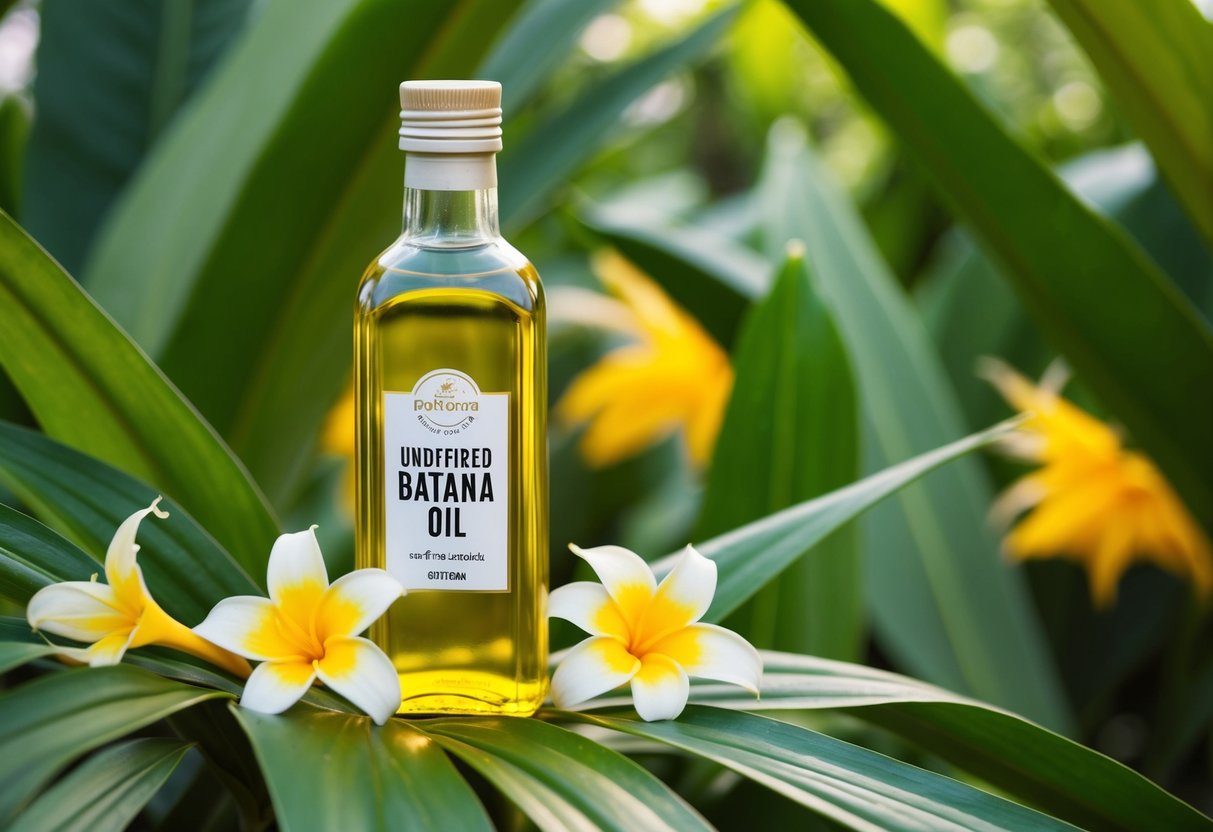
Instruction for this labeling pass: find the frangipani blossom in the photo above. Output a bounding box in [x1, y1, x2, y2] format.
[553, 251, 733, 468]
[195, 527, 403, 724]
[26, 499, 250, 677]
[984, 359, 1213, 606]
[550, 543, 761, 721]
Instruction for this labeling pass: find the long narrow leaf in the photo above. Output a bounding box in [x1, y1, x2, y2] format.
[10, 738, 193, 832]
[0, 213, 279, 574]
[628, 652, 1212, 832]
[655, 418, 1013, 625]
[0, 666, 226, 825]
[567, 707, 1076, 831]
[21, 0, 251, 273]
[1044, 0, 1213, 244]
[233, 705, 493, 832]
[781, 0, 1213, 528]
[758, 123, 1069, 731]
[698, 249, 861, 658]
[0, 421, 259, 621]
[424, 717, 711, 832]
[499, 4, 740, 230]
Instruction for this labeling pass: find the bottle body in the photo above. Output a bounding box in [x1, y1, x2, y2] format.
[355, 217, 548, 715]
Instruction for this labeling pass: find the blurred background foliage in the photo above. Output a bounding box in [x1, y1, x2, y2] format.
[0, 0, 1211, 825]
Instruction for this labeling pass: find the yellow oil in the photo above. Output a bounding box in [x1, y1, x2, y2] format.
[355, 245, 548, 716]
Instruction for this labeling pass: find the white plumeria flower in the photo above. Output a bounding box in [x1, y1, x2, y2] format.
[195, 527, 403, 725]
[549, 543, 761, 721]
[27, 498, 250, 677]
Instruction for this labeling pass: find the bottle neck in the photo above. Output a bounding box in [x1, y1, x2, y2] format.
[401, 152, 500, 247]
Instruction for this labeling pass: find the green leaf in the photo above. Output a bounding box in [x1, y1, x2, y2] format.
[0, 421, 259, 622]
[0, 665, 226, 825]
[480, 0, 618, 112]
[1043, 0, 1213, 245]
[0, 94, 29, 216]
[0, 501, 97, 605]
[84, 0, 525, 507]
[0, 213, 279, 575]
[425, 716, 711, 831]
[499, 4, 741, 230]
[757, 122, 1069, 731]
[10, 738, 193, 832]
[21, 0, 251, 273]
[233, 705, 492, 832]
[781, 0, 1213, 530]
[658, 418, 1013, 625]
[566, 707, 1076, 831]
[661, 652, 1213, 832]
[0, 640, 56, 675]
[698, 249, 861, 658]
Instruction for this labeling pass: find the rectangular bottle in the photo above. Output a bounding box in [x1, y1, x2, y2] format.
[355, 80, 548, 715]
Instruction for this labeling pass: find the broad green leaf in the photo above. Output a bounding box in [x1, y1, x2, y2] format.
[234, 705, 492, 832]
[168, 700, 270, 829]
[480, 0, 619, 112]
[650, 652, 1213, 832]
[758, 122, 1069, 731]
[0, 501, 97, 605]
[698, 250, 861, 659]
[0, 421, 259, 622]
[425, 716, 711, 832]
[21, 0, 251, 273]
[655, 419, 1014, 625]
[10, 738, 192, 832]
[0, 665, 226, 825]
[782, 0, 1213, 530]
[499, 4, 741, 230]
[566, 707, 1076, 831]
[577, 198, 769, 347]
[1043, 0, 1213, 245]
[0, 213, 279, 574]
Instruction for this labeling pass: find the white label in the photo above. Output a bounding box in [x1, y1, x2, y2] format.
[383, 369, 509, 591]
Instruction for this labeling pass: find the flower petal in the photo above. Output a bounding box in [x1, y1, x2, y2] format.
[568, 544, 655, 632]
[637, 545, 716, 649]
[315, 569, 403, 643]
[316, 636, 401, 725]
[27, 581, 129, 643]
[194, 596, 304, 662]
[267, 527, 329, 632]
[648, 623, 762, 694]
[240, 660, 316, 715]
[550, 636, 640, 709]
[630, 653, 689, 721]
[548, 581, 629, 640]
[105, 498, 168, 608]
[84, 629, 136, 667]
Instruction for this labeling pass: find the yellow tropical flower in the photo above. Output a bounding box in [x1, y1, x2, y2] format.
[549, 543, 761, 721]
[26, 499, 250, 677]
[194, 526, 403, 724]
[984, 359, 1213, 606]
[554, 251, 733, 468]
[322, 384, 356, 514]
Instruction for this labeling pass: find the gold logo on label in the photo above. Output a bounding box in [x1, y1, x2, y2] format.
[411, 369, 480, 433]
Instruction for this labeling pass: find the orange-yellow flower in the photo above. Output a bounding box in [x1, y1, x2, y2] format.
[983, 359, 1213, 606]
[553, 251, 733, 468]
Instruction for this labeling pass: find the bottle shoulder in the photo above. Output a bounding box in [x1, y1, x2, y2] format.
[358, 236, 543, 315]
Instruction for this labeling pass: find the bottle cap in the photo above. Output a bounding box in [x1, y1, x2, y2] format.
[399, 80, 502, 154]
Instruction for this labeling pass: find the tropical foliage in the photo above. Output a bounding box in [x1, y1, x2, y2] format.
[0, 0, 1210, 829]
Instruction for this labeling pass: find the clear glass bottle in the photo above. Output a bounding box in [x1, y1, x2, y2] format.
[355, 81, 548, 715]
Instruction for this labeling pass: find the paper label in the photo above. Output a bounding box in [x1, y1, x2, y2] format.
[383, 369, 509, 591]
